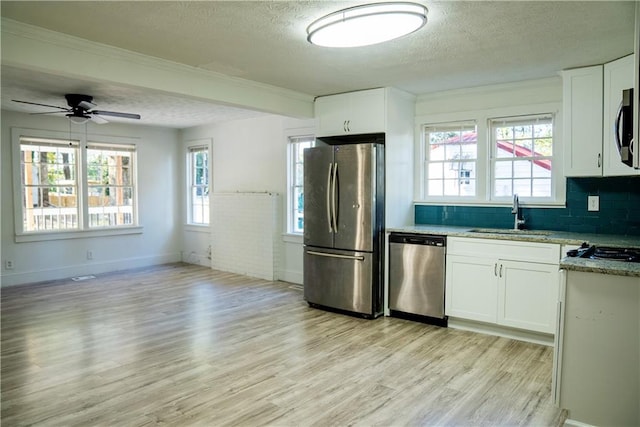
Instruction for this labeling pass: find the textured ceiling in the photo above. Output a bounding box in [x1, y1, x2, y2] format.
[1, 1, 636, 128]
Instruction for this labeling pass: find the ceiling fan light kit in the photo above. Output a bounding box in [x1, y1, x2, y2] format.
[307, 2, 428, 48]
[12, 93, 141, 124]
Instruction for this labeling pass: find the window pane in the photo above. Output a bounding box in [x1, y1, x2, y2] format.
[490, 114, 554, 200]
[20, 138, 79, 232]
[494, 161, 512, 179]
[534, 137, 553, 156]
[428, 162, 443, 179]
[87, 145, 136, 228]
[532, 178, 552, 197]
[428, 179, 444, 196]
[288, 136, 315, 233]
[445, 144, 461, 161]
[513, 160, 532, 178]
[429, 144, 445, 161]
[423, 122, 477, 198]
[494, 179, 512, 197]
[513, 179, 532, 197]
[533, 160, 552, 177]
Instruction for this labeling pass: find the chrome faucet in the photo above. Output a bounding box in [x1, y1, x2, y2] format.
[512, 194, 526, 230]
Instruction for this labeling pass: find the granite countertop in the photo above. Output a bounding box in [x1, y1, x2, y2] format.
[387, 225, 640, 277]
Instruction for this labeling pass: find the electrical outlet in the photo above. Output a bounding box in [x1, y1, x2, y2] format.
[588, 195, 600, 212]
[5, 260, 14, 270]
[87, 250, 93, 260]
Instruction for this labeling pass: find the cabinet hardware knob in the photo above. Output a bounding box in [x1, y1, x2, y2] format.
[597, 153, 601, 168]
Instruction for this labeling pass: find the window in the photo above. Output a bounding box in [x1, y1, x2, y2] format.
[418, 109, 561, 205]
[14, 130, 138, 237]
[20, 137, 80, 232]
[87, 143, 136, 227]
[423, 122, 477, 197]
[287, 135, 315, 234]
[187, 145, 210, 225]
[491, 115, 554, 199]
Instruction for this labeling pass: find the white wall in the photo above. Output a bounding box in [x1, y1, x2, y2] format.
[180, 115, 315, 284]
[1, 110, 182, 286]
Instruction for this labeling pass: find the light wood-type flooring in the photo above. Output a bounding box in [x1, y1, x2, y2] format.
[1, 263, 566, 426]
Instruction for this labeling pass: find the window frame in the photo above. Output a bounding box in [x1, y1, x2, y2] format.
[86, 142, 138, 229]
[11, 127, 142, 243]
[489, 114, 556, 203]
[186, 142, 211, 226]
[421, 120, 480, 200]
[414, 103, 565, 207]
[286, 132, 315, 235]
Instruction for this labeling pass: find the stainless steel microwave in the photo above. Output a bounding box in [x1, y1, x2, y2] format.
[617, 88, 634, 168]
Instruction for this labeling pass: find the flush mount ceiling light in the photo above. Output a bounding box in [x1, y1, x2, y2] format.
[307, 2, 428, 48]
[67, 114, 91, 125]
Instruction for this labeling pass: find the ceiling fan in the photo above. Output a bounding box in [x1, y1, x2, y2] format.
[12, 94, 141, 124]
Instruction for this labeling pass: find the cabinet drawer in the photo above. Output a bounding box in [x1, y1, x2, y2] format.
[448, 237, 560, 264]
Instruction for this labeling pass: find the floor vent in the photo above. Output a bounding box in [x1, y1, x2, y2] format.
[72, 275, 96, 282]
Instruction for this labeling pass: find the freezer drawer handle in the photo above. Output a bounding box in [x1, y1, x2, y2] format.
[306, 250, 365, 261]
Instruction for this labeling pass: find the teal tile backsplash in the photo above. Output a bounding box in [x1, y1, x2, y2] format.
[415, 176, 640, 236]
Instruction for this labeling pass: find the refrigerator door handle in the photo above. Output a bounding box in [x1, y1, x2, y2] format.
[331, 161, 338, 233]
[326, 162, 334, 233]
[306, 250, 365, 261]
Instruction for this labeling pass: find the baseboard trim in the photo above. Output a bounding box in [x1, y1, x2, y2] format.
[0, 253, 181, 287]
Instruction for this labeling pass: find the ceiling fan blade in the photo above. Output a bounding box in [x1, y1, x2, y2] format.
[12, 99, 69, 110]
[78, 100, 97, 110]
[90, 115, 109, 124]
[92, 110, 141, 120]
[29, 111, 67, 115]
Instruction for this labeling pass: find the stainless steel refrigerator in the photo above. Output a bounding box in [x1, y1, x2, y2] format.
[303, 135, 384, 318]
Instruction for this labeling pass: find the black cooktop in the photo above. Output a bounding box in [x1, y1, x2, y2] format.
[567, 243, 640, 263]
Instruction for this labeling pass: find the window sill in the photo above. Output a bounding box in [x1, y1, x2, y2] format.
[414, 200, 566, 209]
[184, 224, 211, 233]
[282, 233, 303, 244]
[15, 226, 144, 243]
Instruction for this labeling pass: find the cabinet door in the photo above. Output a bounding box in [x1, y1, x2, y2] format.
[315, 93, 351, 137]
[347, 89, 386, 134]
[603, 55, 640, 176]
[497, 260, 559, 334]
[562, 65, 604, 177]
[315, 89, 386, 137]
[445, 255, 497, 323]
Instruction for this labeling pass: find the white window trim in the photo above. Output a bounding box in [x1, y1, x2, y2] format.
[414, 102, 565, 207]
[185, 138, 212, 226]
[489, 114, 557, 203]
[11, 127, 141, 242]
[284, 128, 315, 237]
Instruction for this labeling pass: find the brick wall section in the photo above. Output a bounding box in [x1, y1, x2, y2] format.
[211, 192, 281, 280]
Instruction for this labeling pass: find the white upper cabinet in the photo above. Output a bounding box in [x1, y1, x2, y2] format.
[315, 88, 386, 137]
[562, 65, 604, 177]
[603, 55, 640, 176]
[563, 55, 640, 177]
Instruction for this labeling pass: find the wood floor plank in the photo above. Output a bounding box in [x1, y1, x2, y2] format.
[2, 263, 566, 426]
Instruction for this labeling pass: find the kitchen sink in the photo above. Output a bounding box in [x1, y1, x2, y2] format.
[468, 228, 553, 236]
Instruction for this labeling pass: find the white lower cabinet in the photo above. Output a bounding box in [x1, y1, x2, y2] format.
[446, 237, 560, 334]
[446, 255, 497, 323]
[497, 260, 559, 333]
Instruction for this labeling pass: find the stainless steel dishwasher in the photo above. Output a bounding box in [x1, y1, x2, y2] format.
[388, 233, 447, 326]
